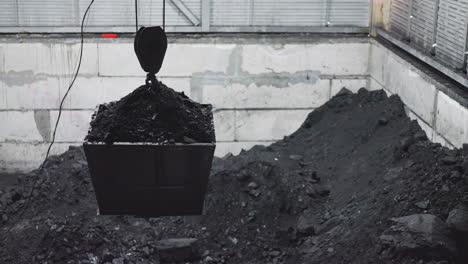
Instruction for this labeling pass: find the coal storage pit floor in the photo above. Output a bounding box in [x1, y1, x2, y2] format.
[1, 88, 468, 264]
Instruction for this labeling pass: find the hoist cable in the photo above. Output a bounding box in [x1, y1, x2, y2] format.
[41, 0, 95, 172]
[135, 0, 138, 32]
[163, 0, 166, 30]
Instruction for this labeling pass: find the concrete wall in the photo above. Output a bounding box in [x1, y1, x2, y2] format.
[0, 36, 370, 172]
[3, 34, 468, 172]
[369, 38, 468, 148]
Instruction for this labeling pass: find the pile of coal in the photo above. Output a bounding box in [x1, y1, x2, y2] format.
[85, 82, 215, 144]
[2, 88, 468, 264]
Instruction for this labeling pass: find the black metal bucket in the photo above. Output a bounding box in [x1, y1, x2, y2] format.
[83, 142, 215, 217]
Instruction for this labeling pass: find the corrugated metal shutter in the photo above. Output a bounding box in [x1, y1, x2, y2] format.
[390, 0, 411, 38]
[81, 0, 200, 27]
[390, 0, 438, 51]
[389, 0, 468, 74]
[81, 0, 135, 27]
[17, 0, 79, 27]
[210, 0, 327, 27]
[210, 0, 251, 26]
[0, 0, 200, 28]
[410, 0, 439, 51]
[210, 0, 369, 27]
[0, 1, 18, 26]
[328, 0, 370, 27]
[252, 0, 326, 26]
[436, 0, 468, 69]
[1, 0, 369, 31]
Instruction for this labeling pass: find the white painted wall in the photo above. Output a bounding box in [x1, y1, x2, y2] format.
[0, 37, 370, 172]
[2, 36, 468, 172]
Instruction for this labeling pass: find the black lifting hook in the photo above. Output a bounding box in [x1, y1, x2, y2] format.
[134, 26, 168, 87]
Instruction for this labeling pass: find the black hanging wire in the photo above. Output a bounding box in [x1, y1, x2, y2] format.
[135, 0, 138, 32]
[41, 0, 95, 171]
[136, 0, 165, 32]
[2, 0, 96, 238]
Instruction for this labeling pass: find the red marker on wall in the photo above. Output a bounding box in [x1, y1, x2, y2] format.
[101, 33, 118, 38]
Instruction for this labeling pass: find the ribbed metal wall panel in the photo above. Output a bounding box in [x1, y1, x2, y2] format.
[389, 0, 468, 74]
[252, 0, 326, 26]
[1, 0, 368, 31]
[390, 0, 411, 37]
[0, 0, 200, 28]
[211, 0, 369, 27]
[210, 0, 251, 26]
[17, 0, 79, 27]
[0, 1, 18, 26]
[80, 0, 200, 27]
[328, 0, 370, 27]
[80, 0, 135, 27]
[410, 0, 439, 51]
[436, 0, 468, 69]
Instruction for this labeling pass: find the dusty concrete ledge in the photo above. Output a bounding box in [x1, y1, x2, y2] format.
[0, 33, 370, 44]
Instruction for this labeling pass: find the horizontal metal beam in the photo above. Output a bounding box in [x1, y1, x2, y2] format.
[0, 26, 369, 34]
[376, 28, 468, 89]
[0, 26, 203, 33]
[208, 26, 369, 34]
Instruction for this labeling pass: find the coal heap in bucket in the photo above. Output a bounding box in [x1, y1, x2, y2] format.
[83, 26, 216, 217]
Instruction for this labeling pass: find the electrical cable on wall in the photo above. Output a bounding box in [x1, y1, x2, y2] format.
[40, 0, 95, 171]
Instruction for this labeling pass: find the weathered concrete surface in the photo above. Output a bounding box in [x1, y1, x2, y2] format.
[99, 43, 236, 77]
[33, 110, 51, 142]
[436, 92, 468, 147]
[0, 142, 75, 171]
[0, 111, 44, 142]
[331, 78, 370, 96]
[0, 36, 371, 171]
[213, 110, 235, 141]
[235, 110, 311, 141]
[3, 43, 98, 76]
[196, 73, 330, 109]
[1, 35, 468, 171]
[369, 38, 468, 149]
[370, 40, 437, 125]
[215, 141, 275, 158]
[49, 110, 94, 143]
[0, 76, 62, 109]
[241, 43, 369, 75]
